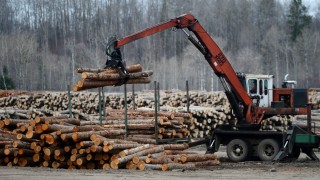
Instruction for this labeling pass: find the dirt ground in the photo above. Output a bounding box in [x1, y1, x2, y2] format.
[1, 146, 320, 180]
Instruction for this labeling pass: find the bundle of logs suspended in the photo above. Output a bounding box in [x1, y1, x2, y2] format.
[0, 112, 220, 170]
[73, 64, 153, 91]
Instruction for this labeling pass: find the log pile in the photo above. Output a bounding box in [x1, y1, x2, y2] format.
[103, 109, 194, 140]
[308, 88, 320, 109]
[1, 89, 320, 138]
[0, 112, 220, 170]
[132, 90, 228, 109]
[259, 115, 292, 131]
[160, 106, 233, 138]
[0, 90, 234, 138]
[294, 109, 320, 135]
[0, 90, 29, 98]
[73, 64, 153, 91]
[1, 89, 319, 114]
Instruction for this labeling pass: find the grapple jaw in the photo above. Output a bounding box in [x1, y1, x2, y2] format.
[105, 36, 130, 86]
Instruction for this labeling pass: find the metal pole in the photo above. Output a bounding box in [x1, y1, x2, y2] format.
[157, 82, 160, 110]
[186, 80, 190, 142]
[67, 85, 73, 118]
[98, 87, 102, 126]
[124, 84, 128, 137]
[154, 81, 158, 144]
[132, 84, 136, 110]
[186, 80, 190, 113]
[102, 87, 106, 118]
[307, 103, 312, 133]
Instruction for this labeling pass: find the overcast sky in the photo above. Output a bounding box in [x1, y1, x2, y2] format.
[304, 0, 319, 15]
[280, 0, 319, 16]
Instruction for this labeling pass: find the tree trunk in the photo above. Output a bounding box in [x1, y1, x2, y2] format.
[82, 70, 153, 81]
[118, 144, 151, 157]
[161, 163, 196, 171]
[111, 146, 164, 169]
[76, 64, 143, 73]
[180, 153, 217, 163]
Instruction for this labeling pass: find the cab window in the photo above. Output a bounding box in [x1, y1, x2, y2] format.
[264, 80, 268, 95]
[248, 79, 257, 94]
[259, 80, 263, 95]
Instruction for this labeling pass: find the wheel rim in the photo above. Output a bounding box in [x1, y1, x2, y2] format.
[232, 144, 244, 157]
[263, 144, 275, 157]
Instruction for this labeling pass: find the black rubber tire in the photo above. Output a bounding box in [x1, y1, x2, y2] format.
[257, 139, 280, 161]
[227, 139, 250, 162]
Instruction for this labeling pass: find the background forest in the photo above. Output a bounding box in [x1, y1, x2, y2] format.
[0, 0, 319, 92]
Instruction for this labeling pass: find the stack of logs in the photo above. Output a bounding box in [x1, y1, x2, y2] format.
[0, 90, 231, 114]
[0, 90, 233, 138]
[0, 91, 105, 114]
[103, 109, 194, 140]
[73, 64, 153, 91]
[308, 88, 320, 109]
[1, 89, 320, 138]
[160, 106, 233, 138]
[0, 112, 220, 170]
[293, 109, 320, 135]
[0, 90, 29, 98]
[1, 89, 319, 114]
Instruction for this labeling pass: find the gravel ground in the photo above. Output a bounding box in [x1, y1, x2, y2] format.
[1, 146, 320, 180]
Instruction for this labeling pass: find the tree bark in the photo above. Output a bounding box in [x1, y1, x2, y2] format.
[191, 159, 220, 166]
[104, 123, 154, 129]
[125, 137, 156, 144]
[118, 144, 151, 157]
[76, 64, 143, 73]
[180, 153, 217, 163]
[111, 145, 164, 169]
[75, 77, 151, 90]
[82, 70, 153, 81]
[162, 144, 189, 150]
[161, 163, 196, 171]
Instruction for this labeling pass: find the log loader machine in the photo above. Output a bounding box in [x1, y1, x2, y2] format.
[104, 14, 320, 162]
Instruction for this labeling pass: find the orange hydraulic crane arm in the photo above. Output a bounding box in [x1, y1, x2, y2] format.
[108, 14, 254, 123]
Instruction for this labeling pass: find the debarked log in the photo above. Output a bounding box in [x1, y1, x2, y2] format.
[111, 146, 164, 169]
[161, 163, 196, 171]
[118, 144, 151, 157]
[76, 64, 143, 74]
[190, 159, 221, 166]
[78, 78, 151, 88]
[82, 71, 153, 81]
[104, 124, 155, 130]
[180, 153, 217, 163]
[74, 78, 151, 91]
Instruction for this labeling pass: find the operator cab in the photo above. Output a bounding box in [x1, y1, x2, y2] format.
[237, 73, 307, 109]
[237, 73, 274, 107]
